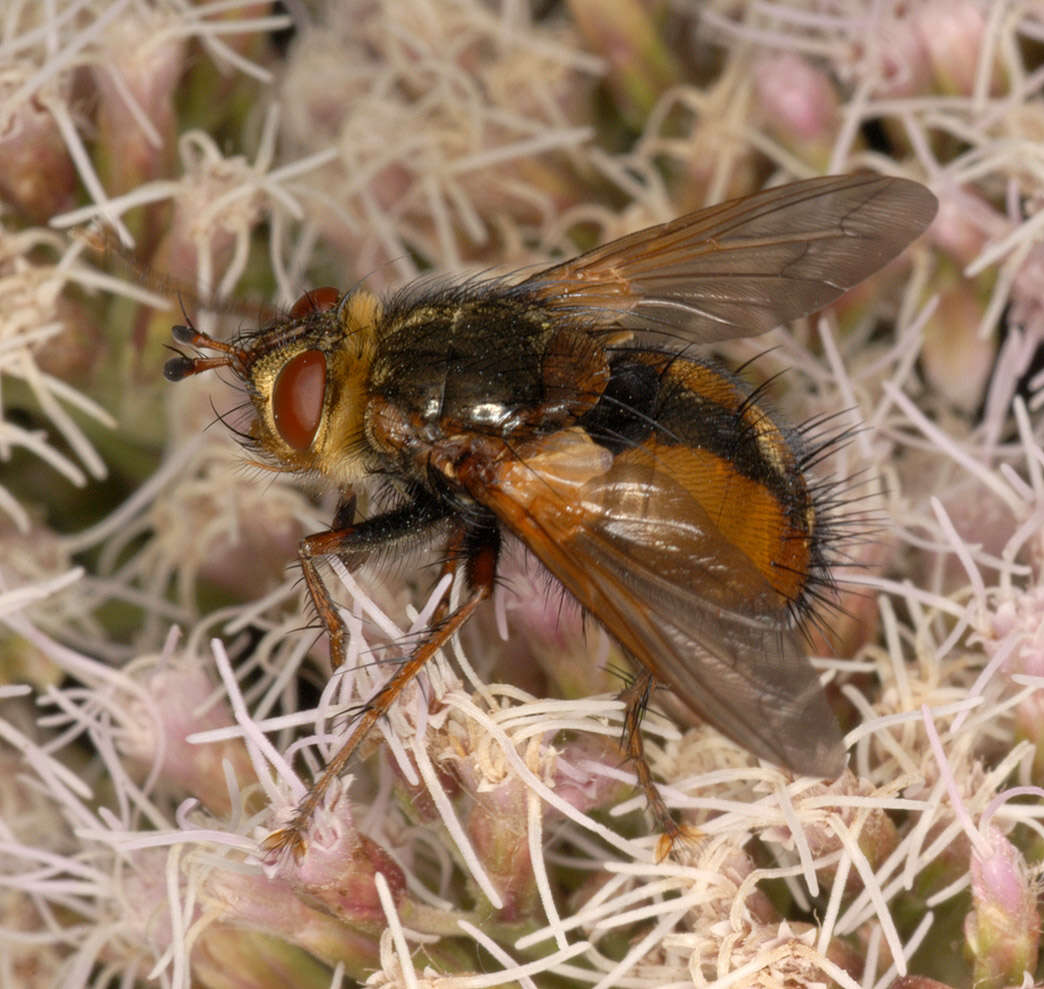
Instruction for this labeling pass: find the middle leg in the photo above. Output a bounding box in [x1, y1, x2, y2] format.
[618, 667, 693, 859]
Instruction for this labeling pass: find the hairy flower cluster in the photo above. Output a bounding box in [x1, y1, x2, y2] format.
[1, 1, 1043, 988]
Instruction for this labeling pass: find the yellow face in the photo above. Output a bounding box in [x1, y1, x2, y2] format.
[203, 289, 383, 485]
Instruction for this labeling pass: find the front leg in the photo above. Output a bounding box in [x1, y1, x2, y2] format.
[298, 493, 451, 669]
[266, 515, 501, 858]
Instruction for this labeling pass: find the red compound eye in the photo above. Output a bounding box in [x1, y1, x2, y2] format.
[289, 286, 340, 319]
[273, 349, 326, 451]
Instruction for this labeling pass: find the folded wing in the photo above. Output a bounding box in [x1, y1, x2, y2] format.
[467, 430, 846, 777]
[524, 173, 937, 345]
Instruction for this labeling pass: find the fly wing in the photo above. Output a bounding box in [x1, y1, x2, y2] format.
[462, 430, 846, 777]
[523, 174, 936, 345]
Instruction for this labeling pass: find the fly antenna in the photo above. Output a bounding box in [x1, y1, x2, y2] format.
[163, 315, 243, 381]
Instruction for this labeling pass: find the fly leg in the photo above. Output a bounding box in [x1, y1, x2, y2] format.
[265, 517, 500, 858]
[297, 494, 449, 670]
[618, 668, 696, 860]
